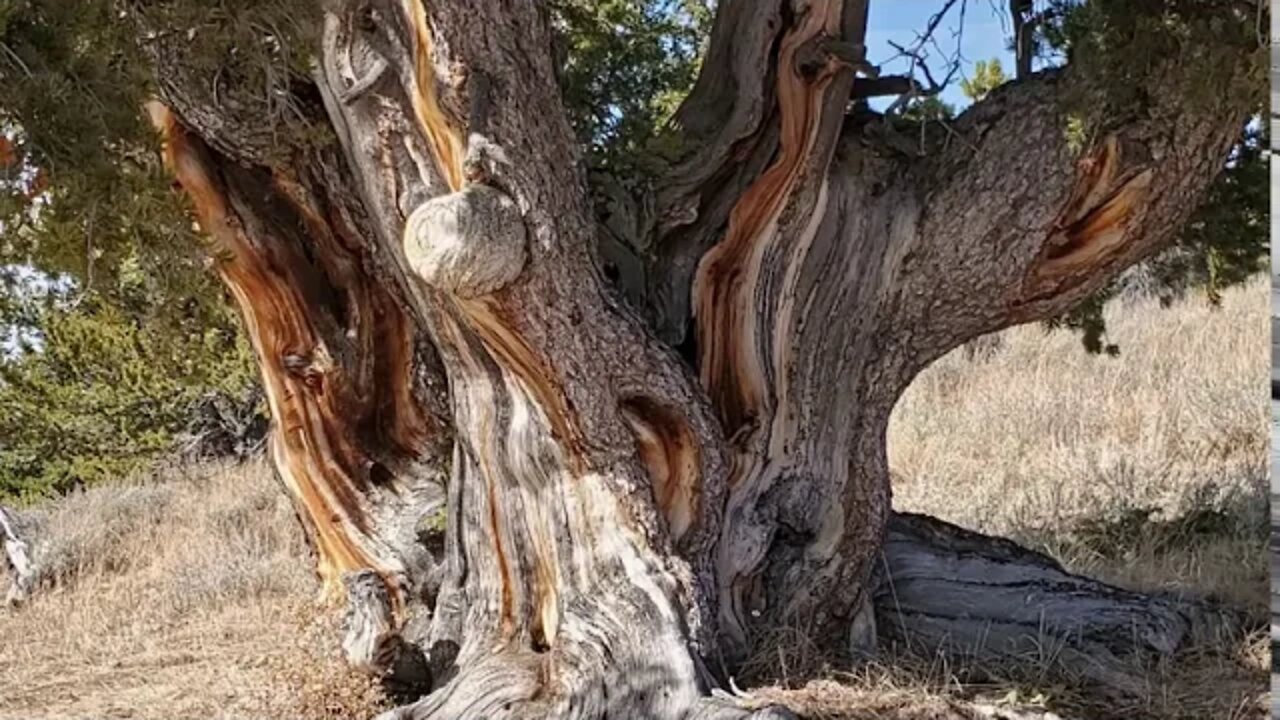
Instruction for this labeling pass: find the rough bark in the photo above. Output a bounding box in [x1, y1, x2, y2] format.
[633, 3, 1253, 660]
[134, 0, 1261, 717]
[1010, 1, 1036, 80]
[310, 3, 749, 716]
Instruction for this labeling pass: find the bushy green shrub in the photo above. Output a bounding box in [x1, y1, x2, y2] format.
[0, 298, 259, 500]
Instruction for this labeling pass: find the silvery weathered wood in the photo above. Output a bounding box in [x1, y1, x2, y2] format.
[876, 513, 1246, 693]
[0, 506, 36, 606]
[137, 0, 1261, 716]
[343, 569, 432, 694]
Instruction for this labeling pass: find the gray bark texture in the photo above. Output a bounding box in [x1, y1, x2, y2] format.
[130, 0, 1263, 717]
[0, 506, 37, 607]
[876, 513, 1248, 693]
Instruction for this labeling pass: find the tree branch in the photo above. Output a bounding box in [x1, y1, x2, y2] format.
[643, 0, 872, 344]
[864, 65, 1252, 369]
[875, 513, 1251, 692]
[850, 75, 918, 99]
[629, 2, 1258, 660]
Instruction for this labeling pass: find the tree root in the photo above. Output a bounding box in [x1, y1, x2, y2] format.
[370, 646, 798, 720]
[371, 510, 1250, 719]
[872, 512, 1251, 692]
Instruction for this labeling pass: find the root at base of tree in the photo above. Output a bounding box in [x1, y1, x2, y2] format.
[356, 511, 1248, 719]
[872, 512, 1250, 693]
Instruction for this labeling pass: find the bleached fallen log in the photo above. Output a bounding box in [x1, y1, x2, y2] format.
[0, 505, 36, 606]
[873, 513, 1247, 691]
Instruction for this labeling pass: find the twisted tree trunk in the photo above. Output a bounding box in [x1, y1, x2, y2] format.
[136, 0, 1260, 718]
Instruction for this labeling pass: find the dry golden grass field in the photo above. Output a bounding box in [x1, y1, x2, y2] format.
[0, 278, 1269, 720]
[891, 278, 1269, 613]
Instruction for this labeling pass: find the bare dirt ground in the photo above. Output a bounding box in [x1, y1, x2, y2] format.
[0, 280, 1269, 720]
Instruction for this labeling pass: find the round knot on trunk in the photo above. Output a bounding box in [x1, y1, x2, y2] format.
[403, 184, 527, 297]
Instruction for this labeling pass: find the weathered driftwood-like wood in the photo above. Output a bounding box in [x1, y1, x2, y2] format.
[874, 513, 1247, 691]
[147, 102, 453, 625]
[136, 0, 1262, 716]
[663, 48, 1247, 666]
[0, 506, 36, 607]
[343, 569, 432, 693]
[312, 3, 744, 716]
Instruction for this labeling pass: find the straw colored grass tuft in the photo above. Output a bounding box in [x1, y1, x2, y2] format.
[0, 459, 385, 720]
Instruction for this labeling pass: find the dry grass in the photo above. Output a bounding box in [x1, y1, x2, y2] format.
[0, 281, 1267, 720]
[743, 628, 1269, 720]
[0, 459, 388, 720]
[889, 278, 1269, 611]
[747, 279, 1270, 719]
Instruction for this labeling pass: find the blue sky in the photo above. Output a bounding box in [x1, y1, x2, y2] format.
[865, 2, 1016, 110]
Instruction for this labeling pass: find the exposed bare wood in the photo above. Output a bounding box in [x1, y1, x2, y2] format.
[644, 51, 1251, 663]
[310, 1, 750, 716]
[643, 1, 873, 345]
[621, 396, 703, 545]
[136, 0, 1262, 716]
[875, 513, 1249, 692]
[343, 569, 432, 692]
[0, 506, 35, 607]
[667, 64, 1239, 670]
[146, 102, 453, 689]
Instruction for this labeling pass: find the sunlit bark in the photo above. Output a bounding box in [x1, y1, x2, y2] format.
[141, 0, 1260, 716]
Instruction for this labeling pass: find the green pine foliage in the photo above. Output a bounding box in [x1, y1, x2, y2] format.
[0, 0, 265, 500]
[0, 295, 258, 501]
[900, 96, 956, 122]
[959, 59, 1007, 102]
[1044, 0, 1266, 121]
[1164, 124, 1270, 302]
[551, 0, 712, 175]
[1031, 0, 1268, 353]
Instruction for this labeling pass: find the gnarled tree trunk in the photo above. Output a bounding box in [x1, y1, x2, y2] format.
[136, 0, 1260, 718]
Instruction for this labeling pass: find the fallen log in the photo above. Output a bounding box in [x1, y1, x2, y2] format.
[872, 512, 1248, 691]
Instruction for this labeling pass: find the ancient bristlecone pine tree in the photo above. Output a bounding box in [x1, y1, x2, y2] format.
[131, 1, 1259, 717]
